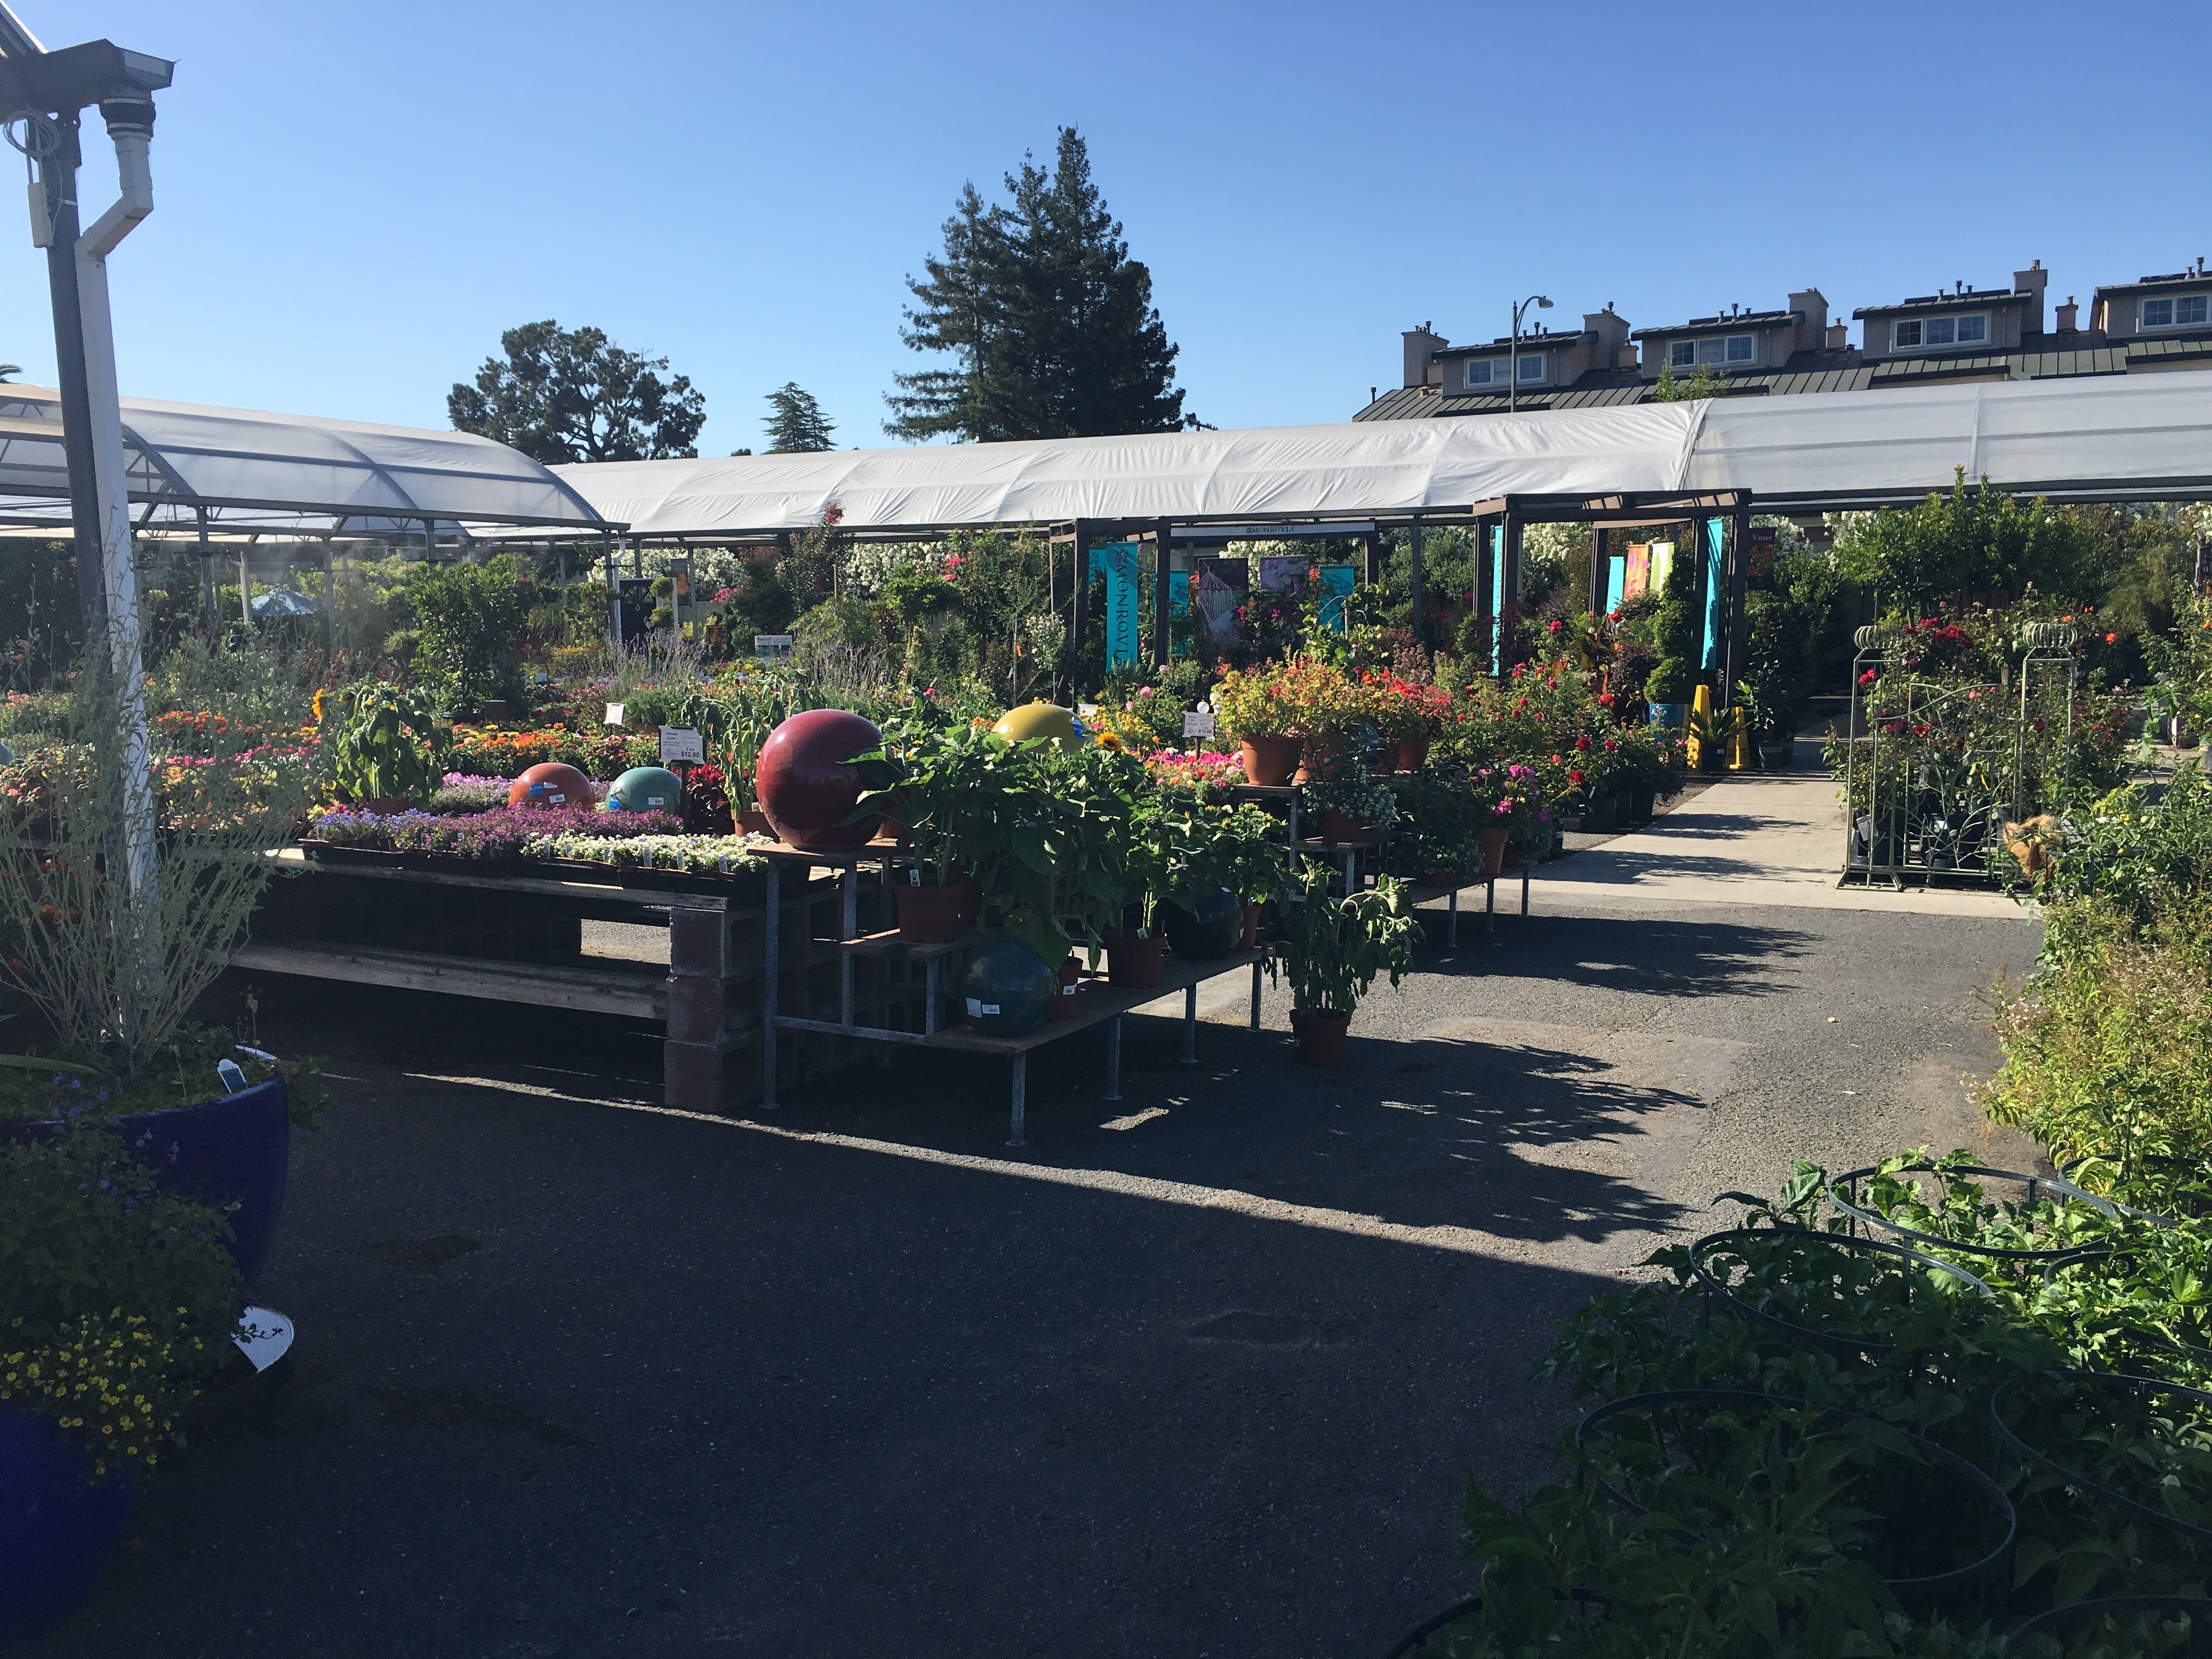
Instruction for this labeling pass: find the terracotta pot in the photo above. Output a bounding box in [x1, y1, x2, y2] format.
[738, 809, 774, 838]
[754, 708, 882, 849]
[1293, 738, 1344, 786]
[1047, 955, 1081, 1021]
[957, 876, 981, 924]
[894, 877, 966, 944]
[1395, 735, 1432, 771]
[1239, 735, 1300, 787]
[1104, 928, 1165, 989]
[1291, 1009, 1351, 1067]
[1477, 826, 1510, 876]
[1238, 902, 1260, 951]
[877, 808, 904, 841]
[356, 796, 417, 816]
[1320, 808, 1364, 842]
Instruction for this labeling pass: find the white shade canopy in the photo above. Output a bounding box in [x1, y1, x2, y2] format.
[511, 368, 2212, 541]
[0, 383, 610, 533]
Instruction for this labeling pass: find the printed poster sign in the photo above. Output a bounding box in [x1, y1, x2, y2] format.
[1622, 545, 1649, 601]
[1195, 558, 1246, 644]
[658, 726, 705, 765]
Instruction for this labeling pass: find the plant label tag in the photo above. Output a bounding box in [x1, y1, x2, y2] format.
[964, 998, 1000, 1017]
[910, 868, 922, 885]
[603, 702, 624, 726]
[1061, 983, 1076, 996]
[1182, 710, 1216, 738]
[659, 726, 705, 764]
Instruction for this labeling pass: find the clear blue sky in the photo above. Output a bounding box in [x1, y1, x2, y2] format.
[5, 0, 2207, 456]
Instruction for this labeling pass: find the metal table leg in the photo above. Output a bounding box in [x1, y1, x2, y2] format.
[1486, 877, 1497, 934]
[1521, 870, 1531, 916]
[1447, 886, 1459, 947]
[761, 861, 781, 1109]
[1104, 1015, 1123, 1102]
[1249, 958, 1263, 1030]
[1181, 983, 1198, 1065]
[1007, 1053, 1027, 1148]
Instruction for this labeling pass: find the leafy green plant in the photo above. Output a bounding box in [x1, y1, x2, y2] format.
[408, 553, 531, 713]
[1263, 860, 1416, 1016]
[330, 678, 441, 803]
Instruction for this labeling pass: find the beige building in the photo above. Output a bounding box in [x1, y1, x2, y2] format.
[1854, 264, 2047, 361]
[2090, 261, 2212, 344]
[1630, 290, 1836, 378]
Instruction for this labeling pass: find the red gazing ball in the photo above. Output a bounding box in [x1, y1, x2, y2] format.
[755, 709, 883, 849]
[508, 763, 596, 810]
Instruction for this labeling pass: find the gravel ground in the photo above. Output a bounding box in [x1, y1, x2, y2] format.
[23, 895, 2040, 1659]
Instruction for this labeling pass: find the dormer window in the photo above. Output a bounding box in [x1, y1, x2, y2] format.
[2141, 295, 2210, 329]
[1466, 356, 1544, 388]
[1669, 335, 1756, 368]
[1517, 352, 1544, 382]
[1892, 314, 1988, 350]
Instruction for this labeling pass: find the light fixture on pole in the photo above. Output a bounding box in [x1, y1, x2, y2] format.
[1508, 294, 1552, 413]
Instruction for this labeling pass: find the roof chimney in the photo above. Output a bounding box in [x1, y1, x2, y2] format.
[1402, 323, 1448, 389]
[2013, 260, 2048, 335]
[2055, 295, 2078, 334]
[1788, 288, 1830, 351]
[1825, 321, 1848, 351]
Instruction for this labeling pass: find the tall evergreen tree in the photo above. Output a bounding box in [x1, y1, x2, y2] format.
[764, 381, 836, 452]
[886, 128, 1188, 442]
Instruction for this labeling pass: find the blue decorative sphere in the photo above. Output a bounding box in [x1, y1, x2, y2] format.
[959, 941, 1056, 1037]
[604, 766, 684, 814]
[1161, 887, 1243, 960]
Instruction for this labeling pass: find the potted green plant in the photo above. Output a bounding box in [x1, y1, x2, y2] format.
[1303, 764, 1399, 844]
[1210, 659, 1305, 786]
[1264, 861, 1417, 1066]
[1102, 792, 1173, 987]
[1, 1114, 246, 1638]
[1152, 799, 1279, 958]
[1644, 656, 1694, 732]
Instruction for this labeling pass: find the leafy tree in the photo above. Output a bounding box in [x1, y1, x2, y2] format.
[448, 321, 705, 464]
[1835, 470, 2114, 614]
[1651, 359, 1728, 402]
[408, 553, 531, 712]
[887, 126, 1189, 442]
[764, 382, 836, 452]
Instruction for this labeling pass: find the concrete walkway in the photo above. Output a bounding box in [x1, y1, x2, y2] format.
[1530, 745, 2029, 919]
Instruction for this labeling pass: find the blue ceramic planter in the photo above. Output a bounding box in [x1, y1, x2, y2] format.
[0, 1404, 132, 1640]
[3, 1076, 290, 1285]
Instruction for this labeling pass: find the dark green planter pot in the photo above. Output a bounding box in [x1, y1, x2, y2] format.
[960, 941, 1056, 1037]
[1160, 887, 1242, 961]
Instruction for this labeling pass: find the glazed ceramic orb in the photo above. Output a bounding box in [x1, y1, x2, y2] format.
[959, 940, 1056, 1037]
[754, 709, 883, 848]
[507, 763, 595, 810]
[603, 766, 685, 815]
[991, 701, 1082, 752]
[1160, 887, 1242, 961]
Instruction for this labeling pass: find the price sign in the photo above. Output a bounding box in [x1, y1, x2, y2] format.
[603, 702, 624, 726]
[754, 634, 794, 663]
[658, 726, 705, 764]
[1181, 710, 1216, 739]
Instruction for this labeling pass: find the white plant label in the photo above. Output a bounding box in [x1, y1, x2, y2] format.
[603, 702, 624, 726]
[965, 998, 1000, 1017]
[1182, 710, 1216, 738]
[659, 726, 705, 764]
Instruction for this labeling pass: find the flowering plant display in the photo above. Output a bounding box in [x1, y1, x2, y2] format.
[445, 723, 656, 781]
[521, 831, 767, 876]
[1359, 670, 1449, 742]
[427, 773, 512, 814]
[1211, 655, 1362, 741]
[1144, 750, 1248, 802]
[309, 804, 682, 857]
[1302, 768, 1399, 831]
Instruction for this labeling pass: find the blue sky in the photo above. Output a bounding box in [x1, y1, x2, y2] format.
[5, 1, 2207, 455]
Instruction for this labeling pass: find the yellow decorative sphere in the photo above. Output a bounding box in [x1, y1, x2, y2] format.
[991, 701, 1082, 751]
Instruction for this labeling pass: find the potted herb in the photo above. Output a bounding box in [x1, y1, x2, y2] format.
[1264, 861, 1416, 1066]
[1, 1114, 246, 1638]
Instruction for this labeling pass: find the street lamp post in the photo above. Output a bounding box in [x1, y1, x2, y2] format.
[1508, 294, 1553, 413]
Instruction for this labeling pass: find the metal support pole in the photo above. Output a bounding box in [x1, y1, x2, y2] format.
[1181, 982, 1197, 1065]
[238, 544, 251, 627]
[1499, 505, 1522, 672]
[1068, 519, 1090, 696]
[1448, 887, 1459, 947]
[1104, 1015, 1122, 1102]
[760, 861, 781, 1109]
[1590, 526, 1610, 617]
[1249, 958, 1262, 1030]
[1152, 517, 1173, 668]
[1362, 531, 1381, 587]
[1724, 507, 1752, 706]
[838, 866, 857, 1028]
[36, 114, 105, 639]
[195, 506, 214, 633]
[1486, 878, 1496, 933]
[322, 541, 336, 656]
[1407, 515, 1424, 646]
[1007, 1053, 1027, 1148]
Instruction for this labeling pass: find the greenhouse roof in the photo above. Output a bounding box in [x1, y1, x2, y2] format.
[507, 369, 2212, 541]
[0, 383, 610, 534]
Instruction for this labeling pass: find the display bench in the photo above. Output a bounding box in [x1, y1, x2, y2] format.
[752, 844, 1266, 1147]
[236, 847, 912, 1115]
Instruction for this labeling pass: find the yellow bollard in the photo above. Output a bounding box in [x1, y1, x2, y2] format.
[1687, 684, 1712, 772]
[1726, 704, 1752, 772]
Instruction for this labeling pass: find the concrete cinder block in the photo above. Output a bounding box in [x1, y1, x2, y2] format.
[665, 974, 726, 1043]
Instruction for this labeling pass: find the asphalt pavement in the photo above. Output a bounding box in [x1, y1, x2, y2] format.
[22, 850, 2042, 1659]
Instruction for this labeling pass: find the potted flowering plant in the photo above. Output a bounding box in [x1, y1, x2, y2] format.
[1, 1113, 245, 1638]
[1464, 764, 1544, 873]
[1361, 671, 1449, 771]
[1211, 659, 1305, 785]
[1302, 766, 1399, 844]
[1263, 861, 1418, 1066]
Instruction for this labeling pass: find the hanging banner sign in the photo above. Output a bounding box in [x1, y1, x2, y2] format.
[1089, 541, 1141, 668]
[1195, 558, 1247, 644]
[1623, 544, 1650, 601]
[1316, 563, 1356, 632]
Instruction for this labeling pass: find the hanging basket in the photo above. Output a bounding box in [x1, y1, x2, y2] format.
[1688, 1226, 1993, 1358]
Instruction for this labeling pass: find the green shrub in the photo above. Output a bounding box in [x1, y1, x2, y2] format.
[409, 554, 530, 712]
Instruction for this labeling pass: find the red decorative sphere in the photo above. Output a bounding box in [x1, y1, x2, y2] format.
[508, 763, 596, 810]
[755, 709, 883, 849]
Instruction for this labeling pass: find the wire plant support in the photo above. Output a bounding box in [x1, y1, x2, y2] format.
[1839, 620, 2079, 888]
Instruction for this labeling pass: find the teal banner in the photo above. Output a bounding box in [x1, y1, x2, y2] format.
[1316, 563, 1355, 631]
[1090, 541, 1141, 668]
[1701, 518, 1726, 670]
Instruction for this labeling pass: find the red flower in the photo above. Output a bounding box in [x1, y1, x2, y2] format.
[2104, 632, 2118, 645]
[1575, 735, 1592, 751]
[1568, 769, 1585, 785]
[1547, 618, 1564, 634]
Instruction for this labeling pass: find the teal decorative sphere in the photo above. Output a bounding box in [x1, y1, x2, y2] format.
[959, 941, 1056, 1037]
[604, 766, 684, 814]
[1161, 887, 1242, 961]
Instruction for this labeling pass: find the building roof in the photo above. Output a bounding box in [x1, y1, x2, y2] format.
[1436, 329, 1595, 358]
[2092, 269, 2212, 298]
[1854, 287, 2033, 318]
[1630, 309, 1801, 341]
